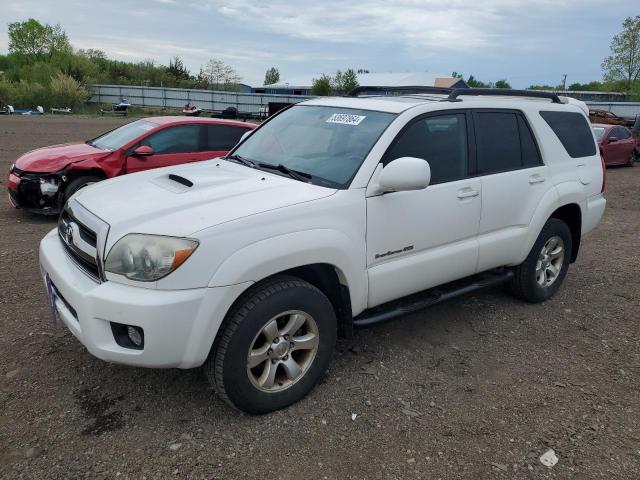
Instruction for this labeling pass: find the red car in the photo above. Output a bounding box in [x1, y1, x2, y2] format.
[592, 123, 638, 167]
[7, 117, 255, 215]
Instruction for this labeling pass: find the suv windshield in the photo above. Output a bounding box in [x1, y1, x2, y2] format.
[231, 105, 395, 187]
[91, 120, 157, 151]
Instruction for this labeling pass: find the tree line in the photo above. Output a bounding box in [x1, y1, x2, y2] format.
[0, 18, 245, 108]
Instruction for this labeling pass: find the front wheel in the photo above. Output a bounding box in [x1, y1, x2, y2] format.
[206, 276, 337, 414]
[62, 175, 102, 205]
[509, 218, 572, 303]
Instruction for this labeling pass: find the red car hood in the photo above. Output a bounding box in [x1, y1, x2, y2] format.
[15, 142, 112, 173]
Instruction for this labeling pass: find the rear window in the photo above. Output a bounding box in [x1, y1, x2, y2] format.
[540, 111, 596, 158]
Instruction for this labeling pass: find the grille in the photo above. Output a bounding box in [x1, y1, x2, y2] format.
[58, 209, 101, 282]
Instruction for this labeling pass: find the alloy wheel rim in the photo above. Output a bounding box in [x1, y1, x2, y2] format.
[247, 310, 319, 393]
[536, 235, 565, 287]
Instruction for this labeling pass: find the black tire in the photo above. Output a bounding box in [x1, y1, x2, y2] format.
[509, 218, 572, 303]
[62, 175, 103, 205]
[627, 151, 638, 167]
[206, 275, 337, 414]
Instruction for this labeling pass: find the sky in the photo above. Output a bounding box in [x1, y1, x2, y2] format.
[0, 0, 634, 88]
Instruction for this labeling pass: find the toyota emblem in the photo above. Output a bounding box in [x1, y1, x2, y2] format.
[65, 224, 74, 245]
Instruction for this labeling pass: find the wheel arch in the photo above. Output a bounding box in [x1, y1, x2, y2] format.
[62, 166, 108, 187]
[218, 263, 354, 340]
[549, 203, 582, 262]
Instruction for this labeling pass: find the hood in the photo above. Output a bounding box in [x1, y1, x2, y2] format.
[15, 142, 111, 173]
[74, 160, 337, 241]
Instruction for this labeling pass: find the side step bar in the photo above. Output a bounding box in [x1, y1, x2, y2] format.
[353, 270, 514, 328]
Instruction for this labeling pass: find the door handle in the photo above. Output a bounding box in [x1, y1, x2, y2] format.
[529, 174, 546, 184]
[457, 188, 479, 199]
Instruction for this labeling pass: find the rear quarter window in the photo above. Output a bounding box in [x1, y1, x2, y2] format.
[540, 111, 596, 158]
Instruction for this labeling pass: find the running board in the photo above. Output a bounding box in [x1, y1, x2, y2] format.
[353, 270, 514, 327]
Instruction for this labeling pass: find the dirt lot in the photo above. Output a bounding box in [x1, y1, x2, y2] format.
[0, 115, 638, 479]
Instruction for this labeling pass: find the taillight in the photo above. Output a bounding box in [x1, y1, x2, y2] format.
[600, 154, 606, 193]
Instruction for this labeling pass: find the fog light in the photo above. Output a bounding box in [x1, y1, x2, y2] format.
[127, 326, 143, 347]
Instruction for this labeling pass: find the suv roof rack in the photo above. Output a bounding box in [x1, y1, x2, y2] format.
[346, 86, 564, 104]
[447, 88, 562, 104]
[347, 86, 453, 97]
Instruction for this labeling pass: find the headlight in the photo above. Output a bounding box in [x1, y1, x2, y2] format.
[105, 234, 198, 282]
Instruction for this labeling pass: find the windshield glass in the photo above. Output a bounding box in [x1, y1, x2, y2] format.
[231, 105, 395, 187]
[592, 127, 606, 141]
[91, 120, 157, 150]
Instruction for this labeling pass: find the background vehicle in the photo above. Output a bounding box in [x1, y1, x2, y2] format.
[592, 123, 638, 166]
[589, 109, 627, 126]
[7, 117, 255, 214]
[39, 88, 606, 413]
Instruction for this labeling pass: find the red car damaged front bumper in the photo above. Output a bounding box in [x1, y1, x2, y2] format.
[7, 171, 21, 207]
[7, 166, 63, 215]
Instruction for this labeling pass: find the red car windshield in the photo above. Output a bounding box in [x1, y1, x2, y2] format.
[90, 120, 157, 151]
[592, 127, 606, 141]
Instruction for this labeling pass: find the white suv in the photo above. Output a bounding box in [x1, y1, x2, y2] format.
[39, 88, 606, 413]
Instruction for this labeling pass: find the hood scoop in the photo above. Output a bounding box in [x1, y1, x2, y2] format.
[168, 174, 194, 188]
[151, 173, 195, 193]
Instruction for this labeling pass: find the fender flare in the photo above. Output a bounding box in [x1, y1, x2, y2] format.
[518, 182, 584, 263]
[208, 229, 368, 314]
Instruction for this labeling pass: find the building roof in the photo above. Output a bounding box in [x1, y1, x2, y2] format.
[267, 72, 466, 90]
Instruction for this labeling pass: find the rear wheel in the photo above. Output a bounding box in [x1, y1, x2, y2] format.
[206, 276, 337, 414]
[510, 218, 572, 303]
[627, 151, 638, 167]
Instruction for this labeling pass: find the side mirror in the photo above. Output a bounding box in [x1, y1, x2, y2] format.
[132, 145, 154, 156]
[239, 130, 252, 144]
[607, 136, 618, 143]
[378, 157, 431, 193]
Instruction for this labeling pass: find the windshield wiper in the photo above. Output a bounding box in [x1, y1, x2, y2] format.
[224, 154, 256, 168]
[258, 163, 311, 182]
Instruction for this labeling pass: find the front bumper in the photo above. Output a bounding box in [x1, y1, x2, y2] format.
[39, 229, 252, 368]
[7, 170, 62, 215]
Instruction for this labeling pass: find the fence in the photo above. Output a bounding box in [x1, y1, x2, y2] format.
[89, 85, 640, 120]
[89, 84, 313, 115]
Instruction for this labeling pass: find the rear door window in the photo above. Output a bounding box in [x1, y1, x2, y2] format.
[475, 112, 521, 174]
[540, 111, 596, 158]
[473, 111, 542, 175]
[518, 115, 543, 167]
[206, 124, 249, 150]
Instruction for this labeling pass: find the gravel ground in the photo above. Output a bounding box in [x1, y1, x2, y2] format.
[0, 115, 639, 479]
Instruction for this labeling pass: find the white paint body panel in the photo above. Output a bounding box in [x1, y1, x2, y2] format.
[38, 94, 606, 368]
[366, 177, 481, 307]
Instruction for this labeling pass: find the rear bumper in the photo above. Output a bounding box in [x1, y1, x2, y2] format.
[39, 229, 252, 368]
[583, 193, 606, 235]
